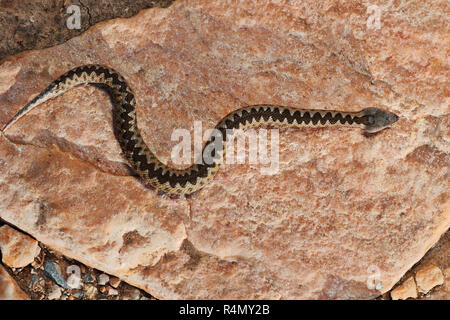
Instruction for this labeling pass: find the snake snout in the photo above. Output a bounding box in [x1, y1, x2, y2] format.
[389, 112, 399, 124]
[362, 107, 399, 133]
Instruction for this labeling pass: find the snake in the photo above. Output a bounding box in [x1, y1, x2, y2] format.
[1, 65, 399, 195]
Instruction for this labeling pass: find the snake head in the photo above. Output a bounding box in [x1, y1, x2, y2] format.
[362, 107, 399, 133]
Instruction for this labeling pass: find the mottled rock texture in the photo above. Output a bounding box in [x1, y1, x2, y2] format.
[390, 276, 417, 300]
[0, 265, 29, 300]
[0, 0, 448, 299]
[415, 265, 445, 294]
[392, 231, 449, 300]
[0, 225, 41, 268]
[0, 0, 175, 61]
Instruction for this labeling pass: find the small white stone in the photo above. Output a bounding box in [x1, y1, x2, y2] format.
[66, 265, 82, 289]
[375, 282, 383, 291]
[98, 273, 110, 285]
[108, 287, 119, 296]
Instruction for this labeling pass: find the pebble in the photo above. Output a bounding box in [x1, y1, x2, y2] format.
[43, 261, 68, 288]
[84, 285, 98, 299]
[98, 273, 109, 285]
[28, 274, 39, 289]
[71, 290, 85, 299]
[390, 276, 417, 300]
[48, 285, 62, 300]
[109, 276, 121, 288]
[415, 265, 444, 293]
[129, 289, 141, 300]
[66, 265, 82, 289]
[0, 225, 41, 268]
[82, 273, 95, 284]
[108, 287, 119, 296]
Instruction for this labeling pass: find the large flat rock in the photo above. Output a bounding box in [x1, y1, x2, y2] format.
[0, 265, 29, 300]
[0, 0, 448, 299]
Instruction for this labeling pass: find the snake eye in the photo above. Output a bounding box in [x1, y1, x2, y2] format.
[367, 115, 375, 125]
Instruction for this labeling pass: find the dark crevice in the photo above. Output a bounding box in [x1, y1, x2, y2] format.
[0, 0, 177, 62]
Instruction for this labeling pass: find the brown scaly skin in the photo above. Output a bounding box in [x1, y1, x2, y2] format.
[1, 65, 399, 195]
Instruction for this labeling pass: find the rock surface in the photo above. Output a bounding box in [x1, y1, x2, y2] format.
[0, 265, 29, 300]
[3, 242, 153, 300]
[0, 0, 175, 61]
[383, 230, 449, 300]
[390, 276, 417, 300]
[0, 0, 448, 299]
[0, 225, 41, 268]
[415, 265, 445, 294]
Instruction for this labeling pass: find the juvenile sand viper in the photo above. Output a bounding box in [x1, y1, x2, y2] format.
[1, 65, 399, 195]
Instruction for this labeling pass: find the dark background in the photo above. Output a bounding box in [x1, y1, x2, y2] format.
[0, 0, 175, 62]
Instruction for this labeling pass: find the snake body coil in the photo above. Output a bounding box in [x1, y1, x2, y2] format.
[2, 65, 399, 195]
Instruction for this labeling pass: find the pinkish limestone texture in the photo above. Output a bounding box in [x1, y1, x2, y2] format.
[0, 265, 29, 300]
[0, 0, 448, 299]
[390, 277, 417, 300]
[0, 225, 41, 268]
[415, 265, 445, 294]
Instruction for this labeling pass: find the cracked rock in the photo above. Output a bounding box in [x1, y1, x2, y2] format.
[0, 265, 30, 300]
[0, 0, 448, 299]
[0, 225, 41, 268]
[390, 277, 417, 300]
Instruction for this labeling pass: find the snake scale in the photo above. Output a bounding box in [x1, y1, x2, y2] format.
[1, 65, 399, 195]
